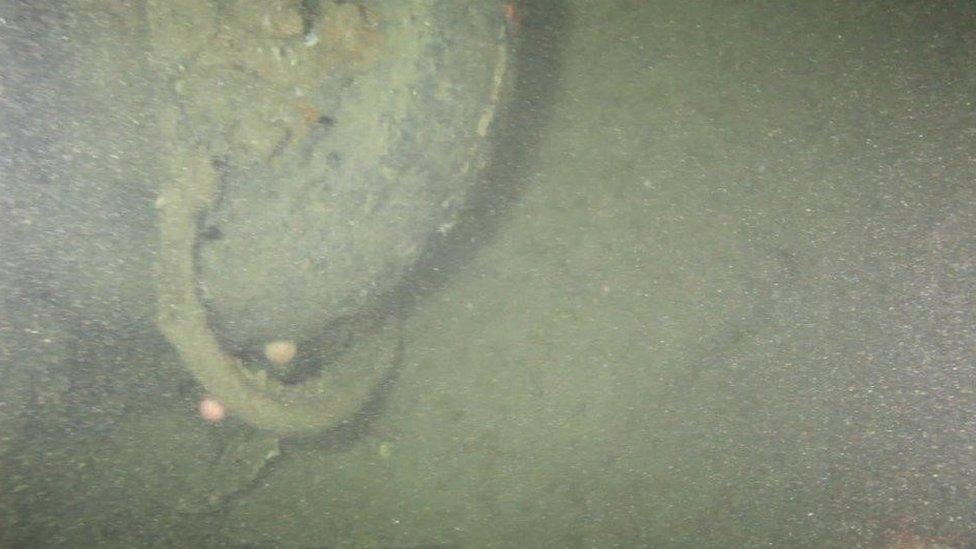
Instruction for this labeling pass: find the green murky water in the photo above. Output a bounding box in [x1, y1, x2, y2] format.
[2, 1, 974, 547]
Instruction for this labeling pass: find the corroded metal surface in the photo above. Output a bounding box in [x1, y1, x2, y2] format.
[150, 1, 513, 434]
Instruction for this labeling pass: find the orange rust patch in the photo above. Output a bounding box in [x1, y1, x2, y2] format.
[294, 99, 321, 126]
[504, 1, 522, 30]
